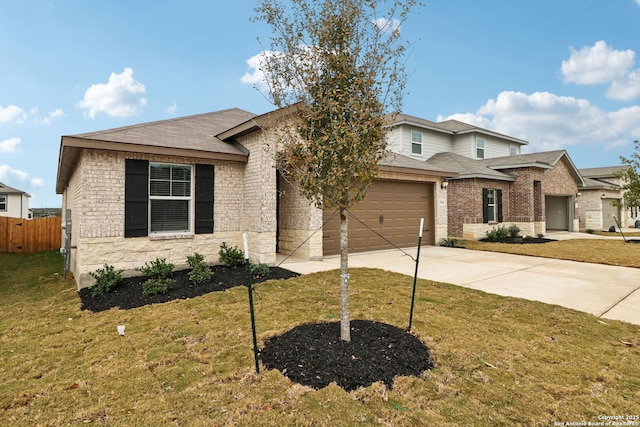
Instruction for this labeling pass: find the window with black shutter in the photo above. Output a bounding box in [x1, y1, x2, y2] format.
[125, 159, 149, 237]
[482, 188, 503, 223]
[124, 160, 215, 237]
[195, 164, 214, 234]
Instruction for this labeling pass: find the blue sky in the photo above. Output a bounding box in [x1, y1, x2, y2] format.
[1, 0, 639, 208]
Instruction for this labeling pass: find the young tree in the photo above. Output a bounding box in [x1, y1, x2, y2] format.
[618, 140, 640, 210]
[253, 0, 417, 341]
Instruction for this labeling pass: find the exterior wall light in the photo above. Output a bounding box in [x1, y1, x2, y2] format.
[441, 181, 449, 189]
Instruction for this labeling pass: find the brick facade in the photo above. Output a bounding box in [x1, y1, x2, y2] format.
[447, 157, 580, 239]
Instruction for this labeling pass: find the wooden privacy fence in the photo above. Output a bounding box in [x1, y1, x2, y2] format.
[0, 216, 62, 253]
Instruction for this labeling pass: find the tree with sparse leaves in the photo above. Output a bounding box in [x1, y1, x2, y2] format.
[253, 0, 418, 341]
[617, 140, 640, 212]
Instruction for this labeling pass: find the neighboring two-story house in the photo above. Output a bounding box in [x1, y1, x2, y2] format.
[0, 182, 31, 219]
[385, 114, 587, 238]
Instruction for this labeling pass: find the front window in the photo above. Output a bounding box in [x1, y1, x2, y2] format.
[476, 137, 485, 159]
[411, 130, 422, 155]
[510, 145, 517, 156]
[0, 194, 6, 211]
[486, 189, 496, 222]
[149, 163, 192, 233]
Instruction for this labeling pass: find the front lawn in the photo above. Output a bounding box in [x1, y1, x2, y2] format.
[1, 251, 639, 426]
[463, 238, 640, 268]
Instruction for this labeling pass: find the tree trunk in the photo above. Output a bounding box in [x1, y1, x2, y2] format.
[339, 208, 351, 342]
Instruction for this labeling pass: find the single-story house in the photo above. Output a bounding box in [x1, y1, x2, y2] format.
[0, 182, 31, 219]
[56, 108, 454, 288]
[578, 166, 636, 230]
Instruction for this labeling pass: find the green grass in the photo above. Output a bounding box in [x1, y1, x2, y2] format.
[1, 251, 639, 426]
[463, 238, 640, 268]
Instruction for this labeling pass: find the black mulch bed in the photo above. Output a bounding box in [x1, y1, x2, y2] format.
[479, 236, 556, 244]
[260, 320, 434, 391]
[79, 265, 300, 312]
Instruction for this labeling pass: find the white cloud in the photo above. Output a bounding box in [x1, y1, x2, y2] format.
[606, 69, 640, 101]
[636, 0, 640, 6]
[77, 67, 147, 119]
[373, 18, 401, 34]
[438, 91, 638, 153]
[0, 137, 21, 153]
[0, 104, 26, 124]
[166, 101, 177, 114]
[561, 40, 634, 85]
[241, 51, 271, 90]
[0, 165, 44, 188]
[33, 108, 65, 125]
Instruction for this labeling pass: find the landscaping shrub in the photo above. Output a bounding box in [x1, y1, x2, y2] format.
[142, 278, 173, 297]
[485, 225, 510, 241]
[88, 264, 123, 297]
[507, 224, 520, 238]
[250, 262, 269, 279]
[218, 242, 245, 267]
[137, 258, 176, 296]
[439, 237, 459, 248]
[187, 252, 212, 285]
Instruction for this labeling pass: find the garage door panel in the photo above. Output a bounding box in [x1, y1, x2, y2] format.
[323, 180, 434, 255]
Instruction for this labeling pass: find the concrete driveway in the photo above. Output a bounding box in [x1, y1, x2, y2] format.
[279, 240, 640, 326]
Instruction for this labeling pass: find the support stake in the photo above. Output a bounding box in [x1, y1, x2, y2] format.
[243, 233, 260, 374]
[408, 218, 424, 332]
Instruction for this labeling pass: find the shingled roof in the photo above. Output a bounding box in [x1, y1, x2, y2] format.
[56, 108, 256, 193]
[424, 150, 585, 185]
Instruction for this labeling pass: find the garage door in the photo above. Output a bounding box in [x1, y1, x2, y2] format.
[323, 180, 434, 256]
[545, 195, 569, 231]
[602, 199, 620, 230]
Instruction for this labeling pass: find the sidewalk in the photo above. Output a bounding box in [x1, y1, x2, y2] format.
[278, 244, 640, 326]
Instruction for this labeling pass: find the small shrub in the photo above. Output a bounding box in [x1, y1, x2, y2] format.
[137, 258, 174, 280]
[142, 278, 174, 296]
[495, 225, 509, 239]
[137, 258, 175, 297]
[439, 237, 459, 248]
[219, 242, 245, 267]
[187, 252, 212, 285]
[250, 262, 269, 279]
[89, 264, 123, 297]
[586, 228, 595, 234]
[537, 233, 545, 239]
[507, 224, 520, 238]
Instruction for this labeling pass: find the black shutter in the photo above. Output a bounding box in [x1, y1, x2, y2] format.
[125, 159, 149, 238]
[195, 164, 214, 234]
[482, 188, 489, 223]
[497, 189, 503, 222]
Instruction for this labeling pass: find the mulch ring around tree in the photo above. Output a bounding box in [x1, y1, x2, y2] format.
[260, 320, 434, 391]
[479, 236, 556, 244]
[78, 265, 300, 312]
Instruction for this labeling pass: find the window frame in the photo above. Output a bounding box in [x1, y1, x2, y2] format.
[148, 162, 193, 235]
[0, 194, 6, 212]
[411, 130, 423, 155]
[476, 137, 485, 159]
[486, 189, 496, 222]
[510, 145, 517, 156]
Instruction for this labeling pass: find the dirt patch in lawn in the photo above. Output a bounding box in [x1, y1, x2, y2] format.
[479, 236, 556, 244]
[261, 320, 434, 391]
[78, 265, 300, 312]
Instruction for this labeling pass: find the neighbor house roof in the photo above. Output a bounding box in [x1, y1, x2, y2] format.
[0, 182, 31, 197]
[579, 166, 627, 190]
[56, 108, 256, 193]
[379, 152, 458, 177]
[390, 113, 529, 146]
[424, 150, 586, 186]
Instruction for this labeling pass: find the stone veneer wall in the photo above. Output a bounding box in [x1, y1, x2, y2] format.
[63, 149, 256, 288]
